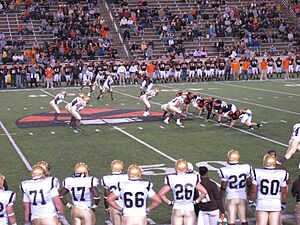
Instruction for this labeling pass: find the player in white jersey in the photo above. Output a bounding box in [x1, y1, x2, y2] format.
[36, 161, 60, 190]
[228, 109, 262, 131]
[69, 95, 90, 133]
[101, 160, 129, 225]
[97, 74, 114, 101]
[107, 164, 161, 225]
[20, 165, 69, 225]
[159, 159, 208, 225]
[279, 123, 300, 167]
[140, 88, 159, 116]
[49, 90, 66, 123]
[249, 154, 288, 225]
[161, 95, 186, 127]
[217, 150, 252, 225]
[0, 174, 17, 225]
[59, 163, 100, 225]
[65, 93, 85, 128]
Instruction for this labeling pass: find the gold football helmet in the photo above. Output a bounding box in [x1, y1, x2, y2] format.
[154, 88, 160, 94]
[127, 164, 142, 180]
[0, 174, 5, 189]
[111, 160, 124, 174]
[31, 165, 46, 180]
[78, 92, 85, 98]
[61, 90, 67, 96]
[74, 163, 89, 175]
[36, 161, 50, 176]
[263, 154, 276, 169]
[175, 159, 188, 174]
[227, 150, 240, 164]
[83, 96, 91, 102]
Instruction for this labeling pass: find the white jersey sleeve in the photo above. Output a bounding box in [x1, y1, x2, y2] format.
[168, 96, 183, 107]
[101, 174, 128, 191]
[292, 123, 300, 141]
[20, 177, 59, 220]
[218, 164, 252, 200]
[63, 176, 99, 209]
[145, 90, 156, 100]
[0, 190, 16, 224]
[165, 173, 200, 210]
[113, 180, 155, 216]
[252, 168, 288, 211]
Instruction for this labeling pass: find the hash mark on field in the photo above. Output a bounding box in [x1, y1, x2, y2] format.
[159, 126, 165, 129]
[121, 103, 125, 105]
[280, 120, 287, 123]
[40, 106, 44, 109]
[243, 98, 249, 100]
[89, 104, 93, 107]
[29, 132, 34, 135]
[51, 131, 55, 135]
[200, 124, 206, 127]
[258, 97, 263, 99]
[261, 121, 268, 124]
[105, 104, 109, 106]
[273, 96, 279, 99]
[24, 107, 27, 110]
[138, 127, 143, 130]
[95, 129, 100, 132]
[288, 96, 293, 98]
[7, 108, 10, 111]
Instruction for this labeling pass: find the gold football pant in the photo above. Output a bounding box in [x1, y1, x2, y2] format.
[225, 198, 247, 224]
[256, 211, 280, 225]
[171, 209, 196, 225]
[32, 216, 59, 225]
[109, 207, 122, 225]
[71, 206, 96, 225]
[121, 215, 147, 225]
[284, 138, 300, 160]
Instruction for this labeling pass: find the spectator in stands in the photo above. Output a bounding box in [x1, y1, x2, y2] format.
[123, 29, 130, 41]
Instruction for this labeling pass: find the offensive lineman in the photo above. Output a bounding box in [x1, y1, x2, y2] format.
[249, 154, 289, 225]
[140, 88, 160, 116]
[107, 164, 162, 225]
[217, 150, 252, 225]
[279, 123, 300, 167]
[49, 90, 67, 123]
[20, 165, 69, 225]
[101, 160, 128, 225]
[0, 174, 17, 225]
[59, 163, 100, 225]
[159, 159, 208, 225]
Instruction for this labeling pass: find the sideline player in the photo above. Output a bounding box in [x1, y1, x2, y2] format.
[0, 174, 17, 225]
[279, 123, 300, 167]
[228, 109, 262, 131]
[36, 161, 60, 190]
[20, 165, 70, 225]
[59, 163, 100, 225]
[49, 90, 67, 123]
[218, 150, 252, 225]
[107, 164, 162, 225]
[140, 88, 159, 116]
[249, 154, 288, 225]
[101, 160, 128, 225]
[159, 159, 208, 225]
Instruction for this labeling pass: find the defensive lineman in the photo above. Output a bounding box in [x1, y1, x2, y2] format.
[59, 163, 100, 225]
[159, 159, 208, 225]
[218, 150, 252, 225]
[101, 160, 128, 225]
[107, 164, 161, 225]
[249, 154, 289, 225]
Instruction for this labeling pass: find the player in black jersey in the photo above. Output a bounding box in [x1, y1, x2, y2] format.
[275, 57, 282, 78]
[250, 56, 259, 79]
[295, 54, 300, 77]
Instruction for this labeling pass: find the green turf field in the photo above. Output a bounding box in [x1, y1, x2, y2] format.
[0, 79, 300, 224]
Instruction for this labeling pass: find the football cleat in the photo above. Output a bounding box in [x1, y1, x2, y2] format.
[127, 164, 142, 180]
[74, 163, 89, 175]
[36, 161, 51, 176]
[227, 150, 240, 164]
[111, 160, 124, 174]
[263, 154, 276, 169]
[164, 117, 170, 125]
[175, 159, 188, 174]
[143, 112, 148, 117]
[257, 123, 262, 129]
[31, 165, 46, 180]
[0, 174, 5, 189]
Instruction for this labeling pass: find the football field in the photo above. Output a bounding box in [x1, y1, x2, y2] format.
[1, 79, 300, 224]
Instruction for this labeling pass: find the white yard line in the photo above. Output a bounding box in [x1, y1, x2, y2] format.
[158, 84, 300, 116]
[114, 89, 289, 148]
[217, 82, 300, 97]
[0, 121, 32, 170]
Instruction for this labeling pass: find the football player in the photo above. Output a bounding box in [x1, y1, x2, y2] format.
[36, 161, 60, 190]
[228, 109, 262, 131]
[140, 88, 159, 117]
[140, 76, 153, 96]
[217, 150, 252, 225]
[249, 155, 288, 225]
[159, 159, 208, 225]
[215, 102, 237, 126]
[101, 160, 128, 225]
[0, 174, 17, 225]
[59, 163, 100, 225]
[97, 73, 114, 101]
[20, 165, 69, 225]
[69, 95, 90, 133]
[161, 94, 186, 127]
[65, 93, 85, 128]
[107, 164, 162, 225]
[49, 90, 67, 123]
[279, 123, 300, 167]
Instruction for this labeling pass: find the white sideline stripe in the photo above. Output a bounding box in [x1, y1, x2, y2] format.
[115, 89, 289, 149]
[0, 121, 32, 170]
[158, 84, 300, 116]
[217, 82, 300, 97]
